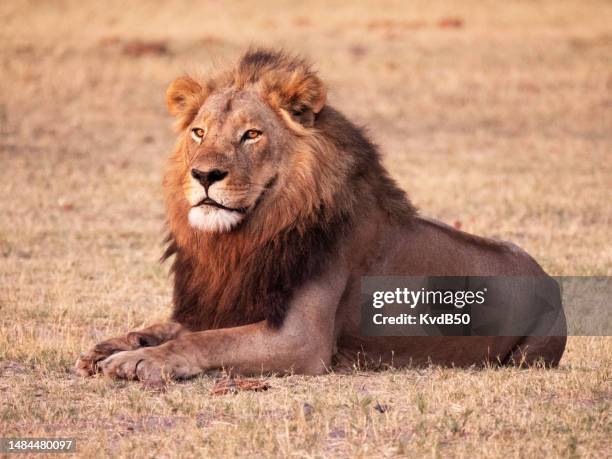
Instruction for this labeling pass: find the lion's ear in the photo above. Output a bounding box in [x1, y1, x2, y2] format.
[166, 76, 208, 131]
[281, 72, 326, 128]
[237, 49, 326, 128]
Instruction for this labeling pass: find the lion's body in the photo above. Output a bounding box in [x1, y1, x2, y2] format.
[333, 213, 566, 367]
[76, 49, 566, 382]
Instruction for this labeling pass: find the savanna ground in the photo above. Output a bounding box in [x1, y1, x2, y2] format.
[1, 1, 611, 457]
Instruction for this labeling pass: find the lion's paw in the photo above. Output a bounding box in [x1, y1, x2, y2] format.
[99, 347, 198, 383]
[75, 337, 136, 377]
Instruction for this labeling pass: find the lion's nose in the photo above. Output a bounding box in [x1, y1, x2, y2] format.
[191, 168, 228, 191]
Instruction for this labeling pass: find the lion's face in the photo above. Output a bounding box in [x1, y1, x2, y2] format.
[182, 89, 286, 233]
[165, 50, 328, 236]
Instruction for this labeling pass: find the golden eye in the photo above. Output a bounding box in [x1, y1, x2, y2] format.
[190, 127, 205, 144]
[242, 129, 262, 143]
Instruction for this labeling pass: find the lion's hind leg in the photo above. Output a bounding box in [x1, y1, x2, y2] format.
[75, 322, 187, 376]
[504, 335, 567, 368]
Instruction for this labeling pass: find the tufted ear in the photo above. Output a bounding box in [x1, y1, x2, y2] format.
[237, 49, 326, 128]
[281, 72, 326, 128]
[165, 75, 209, 131]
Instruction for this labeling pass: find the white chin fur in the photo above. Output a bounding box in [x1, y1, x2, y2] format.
[188, 207, 244, 233]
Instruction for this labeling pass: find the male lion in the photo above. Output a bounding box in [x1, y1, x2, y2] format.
[76, 49, 566, 383]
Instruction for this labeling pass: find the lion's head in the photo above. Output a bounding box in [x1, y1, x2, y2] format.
[164, 49, 338, 241]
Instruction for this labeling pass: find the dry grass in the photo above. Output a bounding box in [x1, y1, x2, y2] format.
[1, 1, 611, 457]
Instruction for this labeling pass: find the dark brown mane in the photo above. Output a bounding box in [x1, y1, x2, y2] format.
[163, 205, 353, 330]
[162, 49, 416, 331]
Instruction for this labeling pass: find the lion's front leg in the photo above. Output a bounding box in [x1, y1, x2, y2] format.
[99, 320, 327, 383]
[100, 264, 348, 383]
[100, 301, 339, 383]
[75, 321, 187, 376]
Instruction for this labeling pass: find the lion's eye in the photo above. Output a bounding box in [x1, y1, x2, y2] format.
[241, 129, 262, 143]
[191, 127, 205, 144]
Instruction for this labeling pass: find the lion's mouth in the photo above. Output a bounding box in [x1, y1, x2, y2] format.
[193, 197, 247, 214]
[192, 175, 278, 216]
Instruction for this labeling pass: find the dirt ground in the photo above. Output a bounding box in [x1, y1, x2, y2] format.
[1, 1, 610, 457]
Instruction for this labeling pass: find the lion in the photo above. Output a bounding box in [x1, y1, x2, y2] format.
[76, 49, 566, 383]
